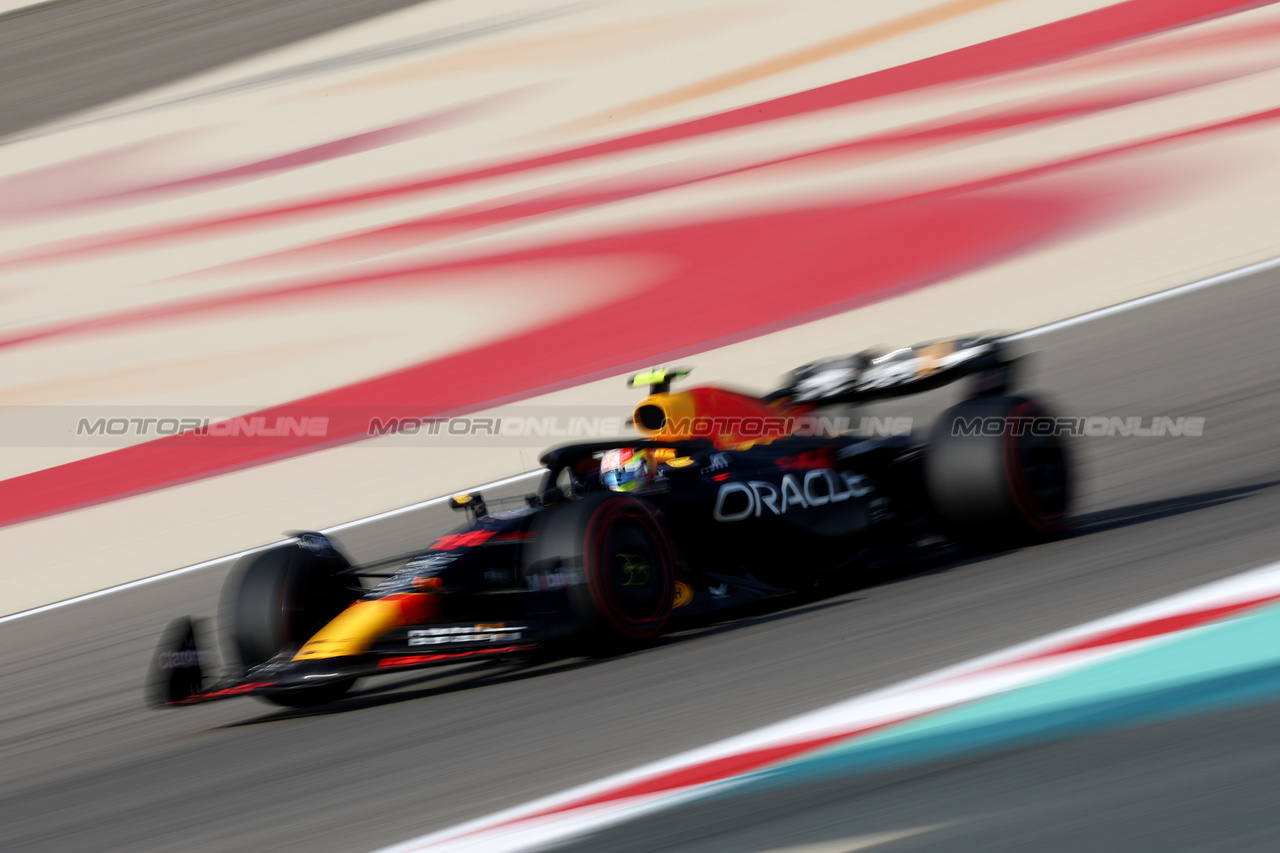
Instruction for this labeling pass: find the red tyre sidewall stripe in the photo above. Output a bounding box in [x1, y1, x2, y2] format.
[1001, 399, 1066, 533]
[582, 499, 674, 638]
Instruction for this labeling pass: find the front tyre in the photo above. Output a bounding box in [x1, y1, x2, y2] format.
[221, 534, 361, 707]
[926, 395, 1070, 548]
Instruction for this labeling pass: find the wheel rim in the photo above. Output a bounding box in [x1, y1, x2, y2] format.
[599, 516, 668, 623]
[585, 501, 674, 637]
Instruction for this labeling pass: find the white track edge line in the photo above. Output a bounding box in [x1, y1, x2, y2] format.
[1004, 254, 1280, 341]
[6, 252, 1278, 627]
[0, 470, 543, 626]
[0, 0, 57, 18]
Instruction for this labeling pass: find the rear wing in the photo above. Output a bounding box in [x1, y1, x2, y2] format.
[771, 337, 1017, 406]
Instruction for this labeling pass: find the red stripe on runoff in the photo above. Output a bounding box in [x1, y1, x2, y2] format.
[2, 0, 1269, 268]
[1038, 11, 1280, 75]
[2, 4, 1277, 526]
[4, 99, 1280, 526]
[0, 132, 194, 219]
[1, 71, 1264, 356]
[0, 187, 1094, 527]
[102, 109, 465, 202]
[203, 72, 1242, 277]
[0, 101, 487, 220]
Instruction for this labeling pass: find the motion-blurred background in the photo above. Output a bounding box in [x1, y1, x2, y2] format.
[3, 1, 1280, 851]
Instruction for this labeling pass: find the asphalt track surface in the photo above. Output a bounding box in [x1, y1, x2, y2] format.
[555, 699, 1280, 853]
[3, 261, 1280, 853]
[0, 0, 448, 139]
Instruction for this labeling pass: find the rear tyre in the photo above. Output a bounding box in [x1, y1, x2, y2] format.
[926, 395, 1070, 548]
[221, 535, 361, 707]
[526, 494, 676, 653]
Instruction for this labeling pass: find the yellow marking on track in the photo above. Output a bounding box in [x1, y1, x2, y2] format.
[307, 6, 768, 98]
[552, 0, 1015, 135]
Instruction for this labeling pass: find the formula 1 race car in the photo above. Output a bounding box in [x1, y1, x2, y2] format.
[150, 337, 1070, 709]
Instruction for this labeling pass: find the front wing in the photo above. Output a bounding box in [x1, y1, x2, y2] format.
[148, 616, 541, 707]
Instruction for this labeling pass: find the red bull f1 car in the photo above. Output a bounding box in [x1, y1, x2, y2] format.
[150, 337, 1071, 709]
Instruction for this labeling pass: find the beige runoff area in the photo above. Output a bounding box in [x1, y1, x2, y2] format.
[0, 0, 52, 15]
[2, 0, 1280, 616]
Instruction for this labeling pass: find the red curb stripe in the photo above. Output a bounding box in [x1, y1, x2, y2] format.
[482, 720, 912, 832]
[1011, 592, 1280, 664]
[465, 585, 1280, 836]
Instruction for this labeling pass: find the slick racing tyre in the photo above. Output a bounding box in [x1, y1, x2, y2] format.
[221, 534, 360, 707]
[926, 394, 1070, 548]
[526, 493, 676, 652]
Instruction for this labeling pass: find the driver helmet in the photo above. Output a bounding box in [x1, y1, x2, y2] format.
[600, 448, 654, 492]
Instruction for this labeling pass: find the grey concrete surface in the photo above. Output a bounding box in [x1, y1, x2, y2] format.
[0, 0, 454, 139]
[2, 267, 1279, 852]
